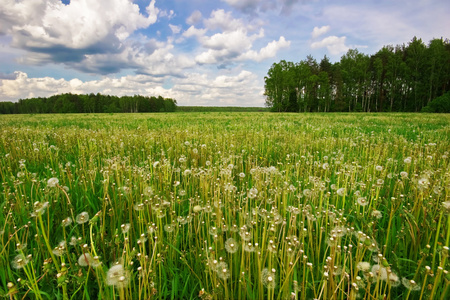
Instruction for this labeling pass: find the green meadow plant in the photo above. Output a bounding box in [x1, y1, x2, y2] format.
[0, 112, 449, 299]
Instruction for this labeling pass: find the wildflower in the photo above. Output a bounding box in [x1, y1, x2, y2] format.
[143, 186, 154, 196]
[164, 224, 174, 233]
[208, 227, 218, 236]
[387, 271, 400, 287]
[357, 197, 368, 206]
[133, 203, 144, 211]
[402, 278, 421, 291]
[417, 177, 429, 189]
[404, 157, 412, 164]
[371, 265, 399, 286]
[52, 240, 67, 256]
[106, 264, 130, 288]
[78, 253, 90, 266]
[371, 210, 382, 219]
[247, 187, 258, 199]
[375, 165, 383, 171]
[61, 217, 72, 227]
[121, 223, 131, 234]
[267, 240, 277, 253]
[244, 242, 255, 252]
[78, 253, 101, 268]
[400, 171, 408, 178]
[239, 172, 245, 178]
[442, 201, 450, 213]
[11, 254, 30, 269]
[261, 268, 276, 288]
[330, 226, 347, 238]
[69, 236, 79, 246]
[193, 205, 203, 213]
[217, 267, 230, 280]
[47, 177, 59, 188]
[216, 262, 230, 280]
[76, 212, 89, 224]
[239, 230, 252, 241]
[225, 238, 238, 254]
[337, 188, 346, 197]
[30, 201, 49, 217]
[356, 262, 371, 272]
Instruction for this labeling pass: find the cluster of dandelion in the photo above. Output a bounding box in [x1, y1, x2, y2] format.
[0, 112, 449, 300]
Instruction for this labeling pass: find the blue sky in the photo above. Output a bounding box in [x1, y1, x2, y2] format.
[0, 0, 449, 106]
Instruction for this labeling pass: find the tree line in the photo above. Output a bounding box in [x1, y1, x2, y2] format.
[264, 37, 450, 112]
[0, 93, 177, 114]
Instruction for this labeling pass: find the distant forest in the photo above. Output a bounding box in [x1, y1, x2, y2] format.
[0, 93, 177, 114]
[265, 37, 450, 112]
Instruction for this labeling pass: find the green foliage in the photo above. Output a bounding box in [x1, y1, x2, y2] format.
[0, 93, 178, 114]
[265, 37, 450, 112]
[422, 92, 450, 113]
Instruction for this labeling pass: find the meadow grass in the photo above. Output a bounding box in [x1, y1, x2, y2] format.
[0, 112, 449, 300]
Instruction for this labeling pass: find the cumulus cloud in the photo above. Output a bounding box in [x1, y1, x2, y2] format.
[187, 10, 289, 65]
[0, 0, 158, 66]
[174, 70, 263, 105]
[169, 24, 182, 34]
[186, 10, 202, 25]
[0, 70, 264, 106]
[204, 9, 245, 32]
[239, 37, 291, 62]
[311, 25, 330, 39]
[310, 35, 349, 55]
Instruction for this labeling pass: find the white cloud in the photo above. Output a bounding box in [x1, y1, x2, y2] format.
[183, 26, 207, 39]
[189, 10, 289, 65]
[204, 9, 244, 32]
[310, 35, 349, 55]
[186, 10, 202, 25]
[311, 25, 330, 39]
[240, 36, 291, 62]
[0, 70, 265, 106]
[0, 0, 158, 63]
[169, 24, 181, 34]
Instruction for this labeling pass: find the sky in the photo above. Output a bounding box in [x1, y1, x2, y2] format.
[0, 0, 449, 106]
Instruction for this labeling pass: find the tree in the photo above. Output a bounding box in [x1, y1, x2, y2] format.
[264, 36, 449, 113]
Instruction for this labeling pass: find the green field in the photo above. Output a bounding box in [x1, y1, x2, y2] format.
[0, 112, 449, 300]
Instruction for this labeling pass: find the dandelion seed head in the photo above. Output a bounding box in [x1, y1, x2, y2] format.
[337, 188, 346, 197]
[11, 254, 29, 269]
[225, 238, 238, 254]
[62, 217, 72, 227]
[76, 212, 89, 224]
[47, 177, 59, 187]
[357, 197, 368, 206]
[106, 264, 130, 288]
[371, 210, 382, 219]
[357, 261, 371, 272]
